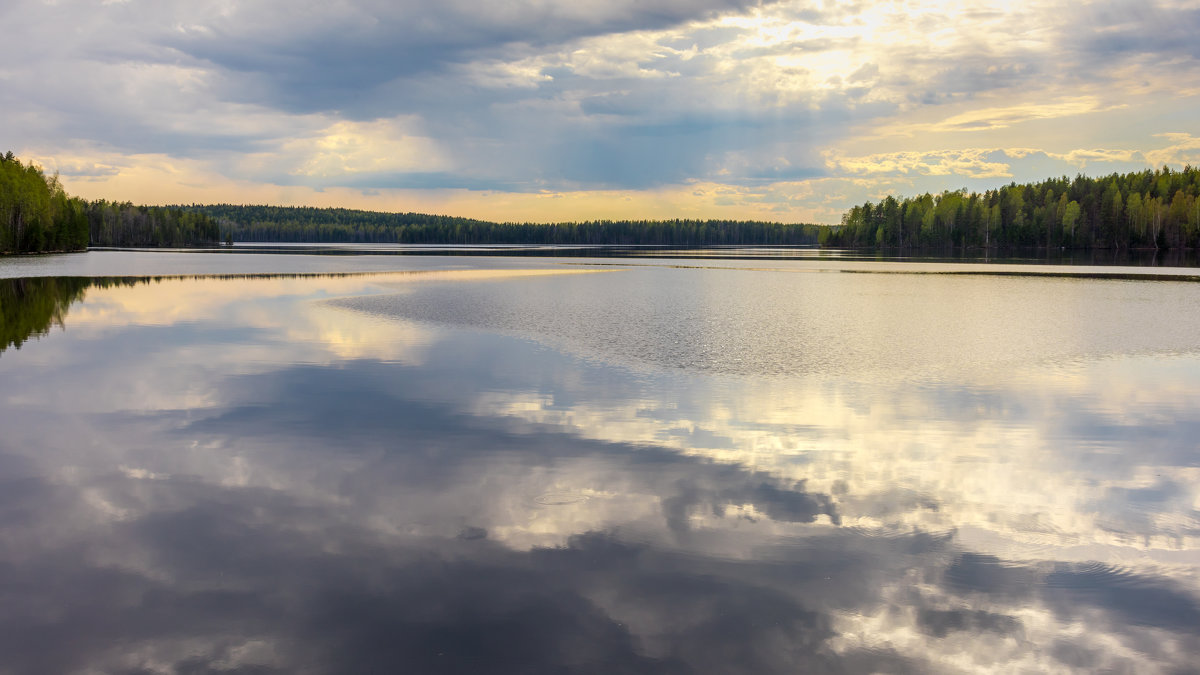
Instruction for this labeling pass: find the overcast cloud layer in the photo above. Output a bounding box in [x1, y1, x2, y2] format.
[4, 0, 1200, 222]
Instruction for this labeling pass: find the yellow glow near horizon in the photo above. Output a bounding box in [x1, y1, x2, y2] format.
[34, 150, 855, 223]
[15, 0, 1200, 223]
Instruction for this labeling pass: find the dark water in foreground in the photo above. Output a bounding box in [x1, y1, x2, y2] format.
[1, 251, 1199, 673]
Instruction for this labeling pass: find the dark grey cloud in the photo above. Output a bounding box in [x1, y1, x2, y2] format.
[1073, 1, 1200, 62]
[919, 61, 1041, 106]
[274, 170, 530, 192]
[5, 0, 1200, 199]
[162, 0, 786, 115]
[3, 0, 857, 191]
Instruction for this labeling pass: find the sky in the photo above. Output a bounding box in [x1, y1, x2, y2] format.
[3, 0, 1200, 224]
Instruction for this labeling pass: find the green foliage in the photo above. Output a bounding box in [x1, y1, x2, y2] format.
[0, 153, 89, 254]
[0, 277, 161, 353]
[824, 166, 1200, 250]
[182, 204, 822, 246]
[20, 150, 1200, 253]
[1, 152, 220, 254]
[0, 277, 91, 352]
[85, 200, 220, 248]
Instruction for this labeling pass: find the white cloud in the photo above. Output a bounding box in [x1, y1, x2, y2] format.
[3, 0, 1199, 220]
[825, 148, 1019, 179]
[1145, 132, 1200, 168]
[279, 117, 451, 178]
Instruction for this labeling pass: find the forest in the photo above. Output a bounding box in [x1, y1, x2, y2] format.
[0, 152, 89, 253]
[186, 204, 822, 246]
[7, 150, 1200, 252]
[821, 166, 1200, 250]
[87, 200, 221, 248]
[1, 152, 220, 254]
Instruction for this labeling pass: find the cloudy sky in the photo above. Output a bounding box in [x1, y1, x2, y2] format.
[4, 0, 1200, 223]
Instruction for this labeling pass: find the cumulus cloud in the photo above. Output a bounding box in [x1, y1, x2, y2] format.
[819, 132, 1200, 204]
[277, 117, 451, 180]
[1145, 133, 1200, 168]
[3, 0, 1199, 219]
[825, 148, 1020, 179]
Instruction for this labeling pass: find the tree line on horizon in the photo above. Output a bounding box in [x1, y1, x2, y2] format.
[1, 152, 220, 254]
[1, 152, 89, 253]
[184, 204, 823, 246]
[7, 150, 1200, 253]
[821, 166, 1200, 250]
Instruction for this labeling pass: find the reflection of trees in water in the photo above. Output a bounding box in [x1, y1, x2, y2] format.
[0, 276, 162, 352]
[0, 277, 93, 353]
[0, 272, 415, 355]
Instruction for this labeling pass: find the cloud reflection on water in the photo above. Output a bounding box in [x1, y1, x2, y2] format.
[0, 269, 1198, 673]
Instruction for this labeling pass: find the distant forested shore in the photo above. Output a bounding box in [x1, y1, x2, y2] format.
[5, 150, 1200, 254]
[822, 166, 1200, 250]
[183, 204, 822, 246]
[1, 152, 220, 254]
[175, 167, 1200, 251]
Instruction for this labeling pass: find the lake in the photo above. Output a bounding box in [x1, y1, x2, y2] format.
[2, 249, 1199, 673]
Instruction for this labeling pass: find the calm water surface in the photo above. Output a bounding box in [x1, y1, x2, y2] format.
[1, 250, 1199, 673]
